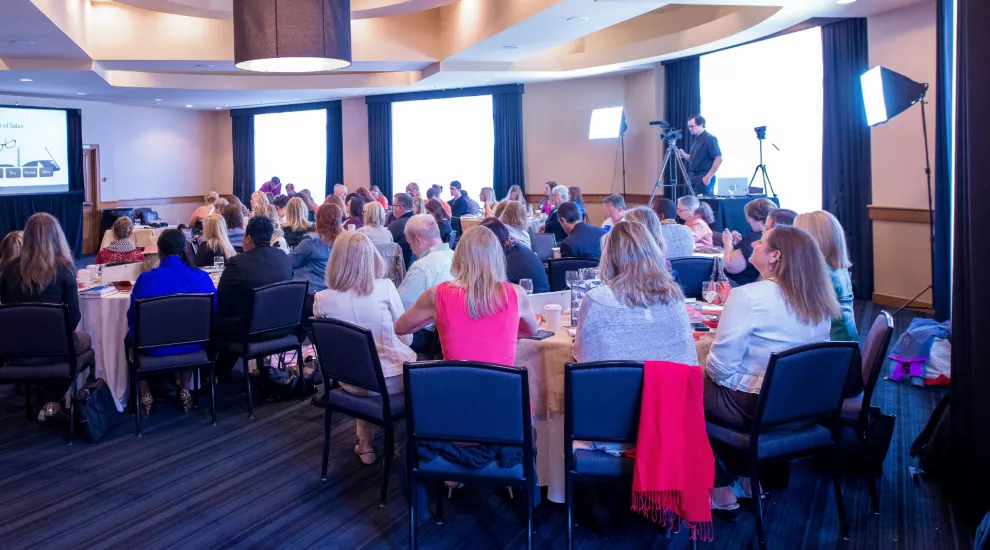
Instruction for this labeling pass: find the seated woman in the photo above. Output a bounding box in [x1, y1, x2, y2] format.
[479, 218, 549, 294]
[194, 215, 236, 268]
[357, 201, 393, 244]
[650, 198, 694, 259]
[480, 187, 498, 218]
[795, 211, 857, 343]
[0, 230, 23, 283]
[221, 204, 246, 249]
[676, 196, 715, 247]
[128, 229, 217, 416]
[705, 225, 837, 511]
[188, 191, 219, 229]
[622, 206, 677, 280]
[95, 217, 145, 265]
[227, 195, 251, 217]
[250, 191, 270, 215]
[290, 203, 343, 321]
[425, 186, 452, 217]
[567, 185, 590, 223]
[498, 201, 532, 249]
[1, 213, 92, 420]
[425, 198, 452, 243]
[282, 197, 313, 248]
[721, 198, 776, 286]
[411, 197, 425, 216]
[505, 184, 527, 207]
[395, 225, 538, 366]
[344, 197, 365, 230]
[313, 231, 415, 464]
[256, 203, 288, 252]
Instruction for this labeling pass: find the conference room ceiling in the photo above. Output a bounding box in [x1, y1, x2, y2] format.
[0, 0, 929, 110]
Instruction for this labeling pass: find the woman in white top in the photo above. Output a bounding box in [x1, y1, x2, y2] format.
[706, 225, 838, 511]
[357, 201, 393, 245]
[313, 231, 414, 465]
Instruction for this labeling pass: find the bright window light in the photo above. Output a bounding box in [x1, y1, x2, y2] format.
[253, 109, 328, 194]
[861, 67, 889, 126]
[392, 95, 495, 202]
[700, 27, 824, 214]
[588, 106, 624, 139]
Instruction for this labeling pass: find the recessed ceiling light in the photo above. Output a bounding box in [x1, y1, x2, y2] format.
[196, 64, 215, 68]
[10, 40, 35, 45]
[185, 104, 194, 108]
[76, 92, 86, 96]
[567, 16, 590, 23]
[214, 107, 221, 110]
[503, 45, 522, 50]
[19, 78, 33, 82]
[223, 104, 229, 107]
[836, 0, 856, 3]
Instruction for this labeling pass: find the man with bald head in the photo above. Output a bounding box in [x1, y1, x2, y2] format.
[398, 214, 454, 355]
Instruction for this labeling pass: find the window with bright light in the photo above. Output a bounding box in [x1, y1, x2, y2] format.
[700, 27, 824, 214]
[589, 106, 624, 139]
[392, 95, 495, 202]
[253, 109, 328, 194]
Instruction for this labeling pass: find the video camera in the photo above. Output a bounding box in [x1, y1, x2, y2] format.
[650, 120, 683, 143]
[754, 125, 767, 140]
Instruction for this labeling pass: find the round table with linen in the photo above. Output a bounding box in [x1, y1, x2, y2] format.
[99, 226, 170, 251]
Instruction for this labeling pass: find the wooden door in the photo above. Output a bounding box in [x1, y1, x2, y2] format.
[81, 145, 101, 255]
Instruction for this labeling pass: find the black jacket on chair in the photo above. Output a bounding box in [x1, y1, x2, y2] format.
[387, 211, 416, 268]
[559, 222, 608, 260]
[543, 207, 567, 244]
[215, 244, 291, 335]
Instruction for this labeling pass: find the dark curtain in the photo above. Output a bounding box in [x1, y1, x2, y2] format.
[950, 0, 990, 525]
[326, 102, 344, 199]
[662, 57, 701, 189]
[367, 102, 393, 201]
[0, 108, 84, 256]
[231, 114, 254, 205]
[821, 19, 874, 299]
[492, 89, 525, 200]
[933, 0, 954, 321]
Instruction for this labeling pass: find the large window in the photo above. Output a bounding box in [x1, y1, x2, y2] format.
[253, 109, 327, 193]
[391, 95, 494, 202]
[700, 27, 823, 214]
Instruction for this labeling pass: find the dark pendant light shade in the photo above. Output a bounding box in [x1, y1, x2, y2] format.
[234, 0, 352, 72]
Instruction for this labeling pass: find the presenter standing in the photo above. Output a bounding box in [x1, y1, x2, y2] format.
[677, 114, 722, 196]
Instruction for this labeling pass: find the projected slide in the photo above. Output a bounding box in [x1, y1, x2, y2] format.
[0, 107, 70, 195]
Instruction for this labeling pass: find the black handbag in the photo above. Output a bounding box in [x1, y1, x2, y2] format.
[867, 406, 896, 476]
[73, 378, 121, 442]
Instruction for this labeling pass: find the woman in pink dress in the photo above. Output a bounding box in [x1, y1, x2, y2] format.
[677, 195, 715, 247]
[395, 226, 538, 366]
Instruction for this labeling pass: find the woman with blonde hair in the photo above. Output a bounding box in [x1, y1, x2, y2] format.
[194, 215, 236, 267]
[189, 191, 219, 228]
[314, 231, 414, 464]
[282, 197, 314, 248]
[256, 203, 288, 252]
[677, 195, 715, 247]
[250, 191, 270, 215]
[395, 226, 538, 366]
[412, 197, 425, 216]
[622, 206, 668, 258]
[504, 184, 526, 206]
[0, 231, 23, 281]
[498, 201, 532, 249]
[480, 187, 498, 218]
[357, 201, 393, 244]
[95, 217, 145, 265]
[290, 203, 343, 316]
[227, 195, 250, 217]
[795, 210, 857, 342]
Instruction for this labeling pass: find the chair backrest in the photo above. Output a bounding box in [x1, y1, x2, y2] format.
[669, 257, 715, 299]
[404, 361, 531, 446]
[754, 341, 858, 431]
[374, 242, 406, 286]
[133, 294, 213, 351]
[447, 230, 458, 249]
[547, 258, 599, 292]
[0, 304, 73, 362]
[246, 280, 308, 337]
[450, 216, 463, 235]
[566, 362, 643, 442]
[310, 318, 386, 393]
[860, 311, 894, 411]
[530, 231, 556, 263]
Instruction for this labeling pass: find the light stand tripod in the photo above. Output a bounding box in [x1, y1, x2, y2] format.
[748, 128, 778, 198]
[648, 134, 694, 207]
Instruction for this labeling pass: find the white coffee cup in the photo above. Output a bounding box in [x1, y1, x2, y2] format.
[544, 304, 563, 333]
[348, 224, 356, 232]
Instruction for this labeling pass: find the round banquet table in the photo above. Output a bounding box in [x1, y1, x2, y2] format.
[514, 320, 715, 503]
[99, 226, 169, 251]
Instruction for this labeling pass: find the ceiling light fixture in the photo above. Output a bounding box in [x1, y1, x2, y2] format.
[185, 104, 194, 108]
[196, 64, 215, 68]
[76, 92, 87, 96]
[503, 45, 522, 50]
[234, 0, 352, 73]
[567, 16, 590, 23]
[19, 78, 33, 82]
[10, 40, 35, 45]
[836, 0, 856, 3]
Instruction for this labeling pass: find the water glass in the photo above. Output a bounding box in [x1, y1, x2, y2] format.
[519, 278, 534, 295]
[214, 256, 225, 270]
[702, 281, 718, 304]
[564, 270, 581, 289]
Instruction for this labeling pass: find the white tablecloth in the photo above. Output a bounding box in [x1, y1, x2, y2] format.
[100, 226, 169, 250]
[79, 293, 132, 412]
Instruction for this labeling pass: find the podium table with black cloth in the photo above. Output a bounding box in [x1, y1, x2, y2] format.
[700, 195, 779, 234]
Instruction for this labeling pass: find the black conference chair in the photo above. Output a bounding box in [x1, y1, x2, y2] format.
[447, 230, 458, 250]
[404, 361, 537, 550]
[547, 258, 599, 292]
[450, 217, 463, 236]
[839, 311, 894, 515]
[309, 318, 405, 506]
[0, 304, 95, 444]
[669, 257, 715, 299]
[211, 280, 308, 418]
[706, 341, 859, 550]
[529, 231, 556, 263]
[128, 293, 215, 436]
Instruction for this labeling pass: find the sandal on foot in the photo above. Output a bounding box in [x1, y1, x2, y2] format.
[354, 444, 376, 465]
[140, 394, 154, 418]
[179, 389, 193, 414]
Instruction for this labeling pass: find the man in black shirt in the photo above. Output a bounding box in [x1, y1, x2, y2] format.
[678, 114, 723, 196]
[388, 192, 416, 268]
[447, 181, 470, 217]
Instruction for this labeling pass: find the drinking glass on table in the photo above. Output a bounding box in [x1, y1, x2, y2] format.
[214, 256, 225, 270]
[702, 281, 718, 304]
[564, 270, 581, 289]
[519, 278, 534, 295]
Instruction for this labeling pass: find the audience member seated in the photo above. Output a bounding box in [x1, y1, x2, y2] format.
[327, 195, 347, 222]
[388, 193, 416, 268]
[0, 231, 23, 284]
[538, 181, 556, 215]
[297, 189, 319, 221]
[425, 198, 452, 243]
[194, 215, 237, 268]
[189, 191, 220, 229]
[493, 201, 509, 221]
[273, 195, 290, 223]
[128, 229, 217, 417]
[479, 218, 549, 294]
[575, 220, 696, 364]
[259, 176, 282, 195]
[95, 217, 145, 265]
[622, 206, 677, 279]
[282, 197, 314, 248]
[285, 183, 296, 198]
[464, 190, 483, 216]
[406, 182, 421, 198]
[426, 185, 452, 217]
[795, 211, 857, 342]
[558, 202, 608, 260]
[355, 186, 375, 205]
[395, 226, 538, 366]
[290, 203, 342, 319]
[505, 184, 526, 206]
[221, 204, 246, 249]
[251, 191, 270, 214]
[333, 184, 348, 202]
[0, 213, 93, 420]
[480, 187, 498, 218]
[397, 215, 455, 354]
[568, 185, 590, 223]
[227, 195, 251, 217]
[650, 198, 695, 258]
[767, 208, 797, 229]
[542, 184, 569, 243]
[722, 198, 777, 286]
[601, 194, 626, 229]
[447, 181, 470, 217]
[344, 196, 365, 229]
[677, 195, 715, 247]
[213, 216, 292, 379]
[257, 203, 289, 252]
[314, 231, 415, 464]
[211, 197, 229, 214]
[370, 185, 389, 210]
[357, 202, 393, 244]
[412, 197, 425, 216]
[498, 201, 532, 249]
[705, 225, 838, 511]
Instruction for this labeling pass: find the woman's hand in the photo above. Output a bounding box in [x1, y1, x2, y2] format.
[722, 229, 735, 252]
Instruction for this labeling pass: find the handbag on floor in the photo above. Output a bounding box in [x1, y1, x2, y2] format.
[73, 378, 121, 442]
[867, 407, 896, 476]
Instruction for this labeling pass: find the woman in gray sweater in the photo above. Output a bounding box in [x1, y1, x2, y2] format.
[574, 220, 698, 365]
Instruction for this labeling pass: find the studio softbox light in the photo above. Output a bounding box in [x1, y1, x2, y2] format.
[861, 66, 928, 126]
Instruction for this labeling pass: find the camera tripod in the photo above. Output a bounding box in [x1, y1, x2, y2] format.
[648, 136, 695, 207]
[748, 135, 778, 198]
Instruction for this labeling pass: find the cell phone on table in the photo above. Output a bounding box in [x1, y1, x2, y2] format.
[528, 330, 556, 341]
[691, 322, 711, 332]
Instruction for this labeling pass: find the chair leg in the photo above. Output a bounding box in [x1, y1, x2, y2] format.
[524, 481, 534, 550]
[435, 482, 445, 524]
[68, 377, 77, 445]
[24, 382, 31, 423]
[133, 371, 142, 437]
[861, 430, 880, 516]
[831, 448, 851, 540]
[381, 425, 395, 507]
[750, 464, 766, 550]
[566, 473, 574, 550]
[243, 357, 255, 418]
[321, 408, 332, 481]
[209, 362, 217, 426]
[409, 473, 418, 550]
[297, 345, 306, 398]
